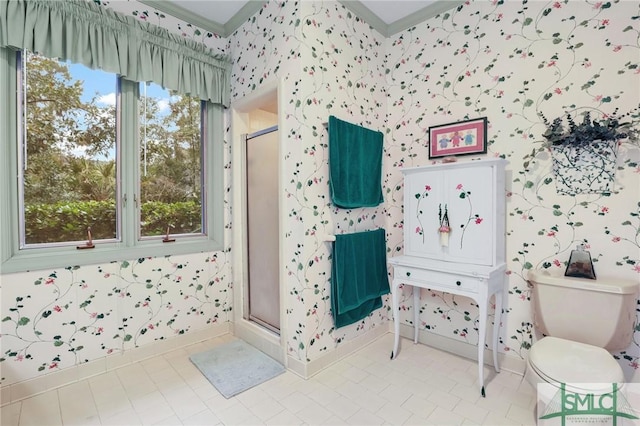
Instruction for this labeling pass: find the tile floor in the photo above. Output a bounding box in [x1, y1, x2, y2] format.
[1, 333, 537, 425]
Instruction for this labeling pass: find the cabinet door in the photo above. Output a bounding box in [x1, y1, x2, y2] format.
[444, 166, 495, 265]
[404, 170, 443, 259]
[404, 164, 496, 266]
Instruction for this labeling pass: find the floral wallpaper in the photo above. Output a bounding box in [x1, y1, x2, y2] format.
[231, 0, 390, 363]
[383, 0, 640, 378]
[1, 253, 233, 386]
[0, 0, 234, 388]
[230, 0, 640, 378]
[94, 0, 229, 55]
[2, 0, 639, 393]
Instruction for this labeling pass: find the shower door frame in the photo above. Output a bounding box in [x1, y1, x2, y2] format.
[243, 125, 280, 334]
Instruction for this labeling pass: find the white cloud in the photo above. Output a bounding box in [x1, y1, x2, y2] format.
[96, 93, 116, 106]
[157, 99, 171, 113]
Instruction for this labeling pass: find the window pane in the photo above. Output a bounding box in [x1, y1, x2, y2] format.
[21, 51, 117, 246]
[139, 83, 204, 238]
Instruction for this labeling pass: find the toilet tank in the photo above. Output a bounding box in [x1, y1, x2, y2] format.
[528, 269, 639, 351]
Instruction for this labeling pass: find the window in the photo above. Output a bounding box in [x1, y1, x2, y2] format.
[139, 83, 205, 239]
[19, 51, 118, 247]
[0, 48, 224, 273]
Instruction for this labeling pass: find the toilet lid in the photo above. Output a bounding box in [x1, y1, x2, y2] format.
[529, 337, 624, 385]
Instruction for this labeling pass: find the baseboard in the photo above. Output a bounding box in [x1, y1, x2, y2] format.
[231, 319, 285, 365]
[397, 323, 526, 376]
[1, 322, 231, 406]
[1, 321, 527, 406]
[286, 325, 389, 379]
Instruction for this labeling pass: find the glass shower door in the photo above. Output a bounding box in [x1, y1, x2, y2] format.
[245, 125, 280, 333]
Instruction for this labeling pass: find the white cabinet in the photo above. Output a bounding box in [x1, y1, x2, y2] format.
[389, 158, 508, 397]
[403, 159, 506, 267]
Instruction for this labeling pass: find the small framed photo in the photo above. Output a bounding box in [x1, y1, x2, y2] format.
[428, 117, 488, 159]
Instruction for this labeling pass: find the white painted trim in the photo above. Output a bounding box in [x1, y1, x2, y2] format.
[137, 0, 267, 38]
[230, 79, 287, 367]
[0, 323, 231, 406]
[396, 323, 526, 376]
[232, 319, 285, 365]
[337, 0, 465, 37]
[286, 326, 389, 379]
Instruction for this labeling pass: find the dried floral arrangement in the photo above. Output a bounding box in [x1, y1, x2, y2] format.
[539, 106, 640, 147]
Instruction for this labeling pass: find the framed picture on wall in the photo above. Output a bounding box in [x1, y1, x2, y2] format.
[428, 117, 488, 159]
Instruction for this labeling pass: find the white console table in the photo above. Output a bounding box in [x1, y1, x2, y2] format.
[389, 255, 506, 397]
[391, 158, 508, 397]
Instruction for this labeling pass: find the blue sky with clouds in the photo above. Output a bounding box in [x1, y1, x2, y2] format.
[68, 62, 172, 111]
[61, 62, 176, 163]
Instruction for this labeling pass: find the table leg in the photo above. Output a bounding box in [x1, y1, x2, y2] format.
[493, 291, 502, 373]
[413, 286, 420, 344]
[392, 279, 401, 359]
[478, 293, 488, 397]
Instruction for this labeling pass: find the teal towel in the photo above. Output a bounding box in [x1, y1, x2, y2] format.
[331, 229, 390, 328]
[329, 116, 384, 208]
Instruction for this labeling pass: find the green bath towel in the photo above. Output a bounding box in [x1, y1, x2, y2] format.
[329, 116, 384, 208]
[331, 228, 390, 328]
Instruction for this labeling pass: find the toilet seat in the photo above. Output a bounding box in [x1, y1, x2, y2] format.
[528, 337, 624, 390]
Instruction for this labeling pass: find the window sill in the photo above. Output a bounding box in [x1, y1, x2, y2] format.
[0, 238, 223, 274]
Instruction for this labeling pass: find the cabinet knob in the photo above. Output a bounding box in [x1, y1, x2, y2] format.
[456, 280, 461, 286]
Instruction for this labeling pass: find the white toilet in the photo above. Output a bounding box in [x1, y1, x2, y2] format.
[525, 269, 639, 393]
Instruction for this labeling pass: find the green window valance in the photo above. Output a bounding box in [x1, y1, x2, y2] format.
[0, 0, 230, 106]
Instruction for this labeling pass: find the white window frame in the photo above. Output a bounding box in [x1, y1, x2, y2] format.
[0, 48, 224, 273]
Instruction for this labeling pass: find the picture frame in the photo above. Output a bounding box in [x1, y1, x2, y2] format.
[428, 117, 488, 159]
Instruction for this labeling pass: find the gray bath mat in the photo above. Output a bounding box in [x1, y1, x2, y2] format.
[189, 339, 285, 398]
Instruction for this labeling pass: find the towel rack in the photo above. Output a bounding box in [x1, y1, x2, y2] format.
[321, 234, 336, 242]
[322, 121, 328, 129]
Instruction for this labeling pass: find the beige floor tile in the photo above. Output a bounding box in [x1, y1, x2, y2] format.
[135, 407, 176, 425]
[214, 401, 257, 425]
[483, 410, 523, 425]
[294, 400, 333, 425]
[264, 409, 304, 425]
[203, 393, 242, 414]
[360, 370, 389, 393]
[401, 394, 437, 419]
[99, 408, 142, 426]
[449, 381, 482, 404]
[1, 401, 22, 426]
[506, 402, 537, 425]
[165, 392, 209, 421]
[454, 398, 490, 423]
[427, 388, 461, 411]
[311, 369, 349, 389]
[279, 391, 314, 414]
[8, 333, 537, 426]
[324, 395, 360, 420]
[426, 405, 467, 425]
[93, 395, 134, 421]
[245, 395, 285, 422]
[374, 400, 412, 424]
[181, 408, 222, 425]
[58, 380, 100, 425]
[404, 413, 431, 425]
[306, 382, 341, 406]
[152, 414, 182, 425]
[377, 382, 413, 405]
[345, 407, 385, 425]
[18, 391, 62, 426]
